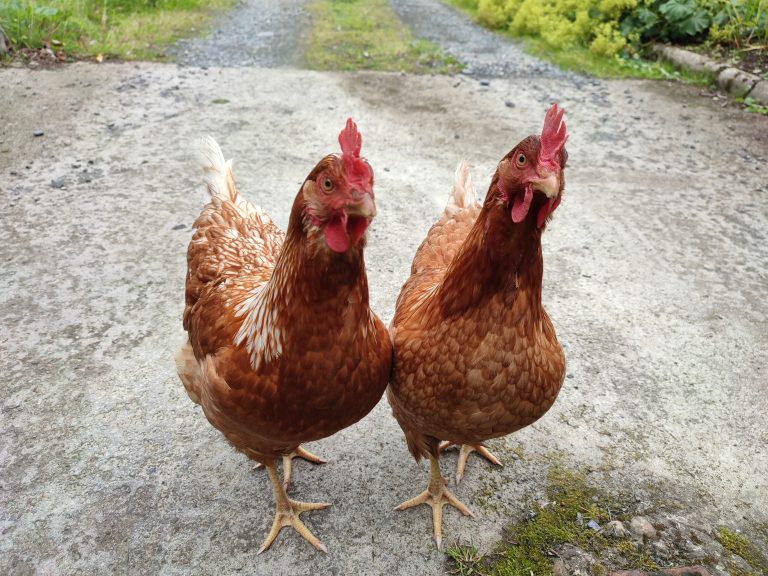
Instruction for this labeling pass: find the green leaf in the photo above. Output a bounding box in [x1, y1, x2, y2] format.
[676, 9, 710, 37]
[659, 0, 695, 22]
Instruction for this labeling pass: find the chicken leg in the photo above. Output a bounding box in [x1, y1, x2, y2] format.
[439, 442, 502, 484]
[394, 454, 473, 549]
[253, 445, 326, 490]
[258, 461, 331, 554]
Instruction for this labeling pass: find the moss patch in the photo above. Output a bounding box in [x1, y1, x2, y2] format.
[718, 527, 768, 576]
[304, 0, 462, 74]
[447, 467, 657, 576]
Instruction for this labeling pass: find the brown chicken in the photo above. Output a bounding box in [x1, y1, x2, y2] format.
[387, 105, 569, 547]
[176, 119, 391, 553]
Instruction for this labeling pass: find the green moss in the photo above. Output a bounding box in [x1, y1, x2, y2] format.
[718, 527, 768, 576]
[304, 0, 462, 74]
[447, 467, 658, 576]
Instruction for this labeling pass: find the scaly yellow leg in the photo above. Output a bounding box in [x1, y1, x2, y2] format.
[253, 445, 327, 490]
[394, 454, 473, 549]
[439, 442, 502, 484]
[257, 461, 331, 554]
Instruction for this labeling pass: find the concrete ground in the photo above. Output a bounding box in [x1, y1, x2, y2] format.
[1, 2, 767, 575]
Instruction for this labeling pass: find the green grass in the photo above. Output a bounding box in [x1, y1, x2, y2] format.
[524, 36, 715, 83]
[740, 96, 768, 115]
[304, 0, 463, 74]
[0, 0, 233, 60]
[447, 467, 658, 576]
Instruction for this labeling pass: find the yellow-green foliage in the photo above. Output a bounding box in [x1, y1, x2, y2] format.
[463, 0, 637, 57]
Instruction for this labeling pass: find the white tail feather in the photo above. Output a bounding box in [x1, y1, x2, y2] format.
[445, 160, 476, 216]
[195, 136, 236, 201]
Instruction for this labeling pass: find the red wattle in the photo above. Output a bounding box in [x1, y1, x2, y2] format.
[511, 185, 533, 223]
[324, 213, 350, 253]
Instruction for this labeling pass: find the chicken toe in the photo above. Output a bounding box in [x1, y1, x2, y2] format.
[258, 462, 331, 554]
[394, 455, 473, 549]
[439, 442, 502, 484]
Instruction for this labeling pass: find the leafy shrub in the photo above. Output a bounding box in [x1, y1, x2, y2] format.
[620, 0, 713, 44]
[454, 0, 766, 56]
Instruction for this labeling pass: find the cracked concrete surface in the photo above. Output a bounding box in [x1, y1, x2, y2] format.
[1, 2, 768, 574]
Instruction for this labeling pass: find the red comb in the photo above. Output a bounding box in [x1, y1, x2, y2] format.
[339, 117, 362, 162]
[540, 104, 567, 170]
[338, 117, 371, 189]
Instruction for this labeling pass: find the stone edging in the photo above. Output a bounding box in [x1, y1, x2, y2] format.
[652, 43, 768, 105]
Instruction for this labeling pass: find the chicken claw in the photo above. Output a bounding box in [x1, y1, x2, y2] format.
[253, 445, 327, 490]
[258, 462, 331, 554]
[394, 455, 473, 549]
[439, 442, 502, 484]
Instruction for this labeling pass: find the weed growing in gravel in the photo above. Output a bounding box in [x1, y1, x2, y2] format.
[305, 0, 463, 74]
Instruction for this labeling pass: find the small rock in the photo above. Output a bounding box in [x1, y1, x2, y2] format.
[629, 516, 656, 541]
[33, 130, 44, 137]
[50, 178, 66, 189]
[172, 224, 186, 230]
[504, 100, 515, 108]
[684, 541, 706, 561]
[651, 540, 671, 560]
[604, 520, 630, 538]
[587, 519, 601, 531]
[479, 79, 490, 86]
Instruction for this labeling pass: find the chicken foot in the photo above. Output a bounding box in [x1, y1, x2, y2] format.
[439, 442, 502, 484]
[394, 454, 473, 549]
[253, 445, 327, 490]
[258, 461, 331, 554]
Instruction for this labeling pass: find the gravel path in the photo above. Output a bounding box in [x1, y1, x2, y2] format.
[1, 2, 768, 575]
[388, 0, 573, 80]
[169, 0, 308, 67]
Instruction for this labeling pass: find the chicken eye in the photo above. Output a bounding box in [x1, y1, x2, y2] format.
[515, 153, 527, 168]
[322, 177, 334, 192]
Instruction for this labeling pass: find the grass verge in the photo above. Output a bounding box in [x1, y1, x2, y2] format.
[304, 0, 462, 74]
[0, 0, 233, 61]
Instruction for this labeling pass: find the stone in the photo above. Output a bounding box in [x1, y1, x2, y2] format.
[747, 81, 768, 106]
[652, 540, 671, 560]
[629, 516, 656, 541]
[717, 67, 760, 98]
[604, 520, 631, 538]
[684, 540, 706, 561]
[653, 44, 724, 75]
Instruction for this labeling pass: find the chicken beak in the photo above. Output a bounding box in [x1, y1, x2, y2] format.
[531, 172, 560, 199]
[346, 191, 376, 219]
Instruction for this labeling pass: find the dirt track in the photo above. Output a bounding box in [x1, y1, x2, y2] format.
[1, 2, 767, 574]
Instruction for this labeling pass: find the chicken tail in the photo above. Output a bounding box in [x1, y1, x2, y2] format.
[444, 160, 476, 216]
[195, 136, 239, 203]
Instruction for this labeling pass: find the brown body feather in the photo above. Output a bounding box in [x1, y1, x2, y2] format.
[388, 165, 566, 460]
[177, 151, 391, 465]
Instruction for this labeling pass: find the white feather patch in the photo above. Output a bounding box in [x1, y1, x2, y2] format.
[233, 283, 283, 371]
[445, 159, 477, 216]
[195, 136, 233, 199]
